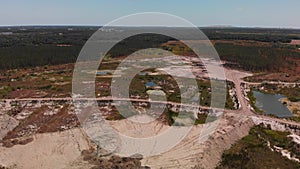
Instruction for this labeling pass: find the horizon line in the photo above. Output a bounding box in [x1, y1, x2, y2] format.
[0, 24, 300, 30]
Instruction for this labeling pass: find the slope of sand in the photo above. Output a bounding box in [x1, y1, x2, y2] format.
[0, 114, 19, 140]
[0, 113, 255, 169]
[0, 128, 91, 169]
[141, 113, 254, 169]
[89, 112, 254, 169]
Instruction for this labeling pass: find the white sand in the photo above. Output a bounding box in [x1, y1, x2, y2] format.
[0, 128, 90, 169]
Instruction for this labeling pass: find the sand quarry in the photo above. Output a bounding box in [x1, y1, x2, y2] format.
[0, 111, 254, 169]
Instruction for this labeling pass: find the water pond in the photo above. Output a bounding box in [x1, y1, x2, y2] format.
[253, 91, 293, 118]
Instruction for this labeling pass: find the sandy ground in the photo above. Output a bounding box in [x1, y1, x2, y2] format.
[0, 128, 91, 169]
[75, 111, 254, 169]
[139, 112, 254, 169]
[0, 108, 255, 169]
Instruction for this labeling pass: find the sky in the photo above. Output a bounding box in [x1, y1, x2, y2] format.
[0, 0, 299, 28]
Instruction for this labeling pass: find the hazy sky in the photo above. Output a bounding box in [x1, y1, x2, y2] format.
[0, 0, 299, 28]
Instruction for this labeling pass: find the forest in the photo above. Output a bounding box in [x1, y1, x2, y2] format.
[215, 42, 300, 72]
[0, 26, 300, 70]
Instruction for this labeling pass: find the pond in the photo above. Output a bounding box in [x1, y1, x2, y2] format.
[146, 81, 157, 87]
[96, 71, 109, 75]
[253, 91, 293, 118]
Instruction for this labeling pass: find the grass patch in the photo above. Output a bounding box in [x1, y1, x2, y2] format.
[247, 89, 264, 114]
[289, 116, 300, 122]
[0, 85, 14, 97]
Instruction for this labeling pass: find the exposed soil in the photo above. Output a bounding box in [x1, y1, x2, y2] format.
[1, 104, 79, 147]
[81, 148, 150, 169]
[290, 40, 300, 45]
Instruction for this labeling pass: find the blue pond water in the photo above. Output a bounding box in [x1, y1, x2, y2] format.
[253, 91, 293, 118]
[146, 81, 157, 87]
[96, 71, 109, 75]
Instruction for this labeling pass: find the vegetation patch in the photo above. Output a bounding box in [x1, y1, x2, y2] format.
[215, 42, 300, 72]
[247, 89, 264, 114]
[217, 125, 300, 169]
[257, 83, 300, 102]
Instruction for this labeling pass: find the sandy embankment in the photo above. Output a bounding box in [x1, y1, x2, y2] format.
[0, 113, 255, 169]
[0, 128, 92, 169]
[141, 113, 254, 169]
[0, 115, 19, 141]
